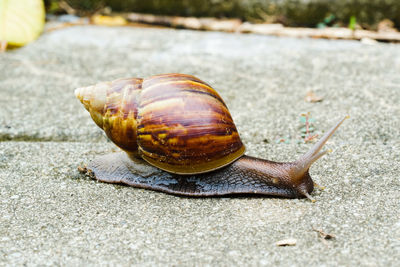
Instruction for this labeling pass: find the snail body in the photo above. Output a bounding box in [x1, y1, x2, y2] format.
[75, 73, 347, 200]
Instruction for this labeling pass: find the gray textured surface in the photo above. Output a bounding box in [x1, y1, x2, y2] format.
[0, 25, 399, 266]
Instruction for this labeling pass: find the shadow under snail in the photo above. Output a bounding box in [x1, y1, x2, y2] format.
[75, 73, 348, 201]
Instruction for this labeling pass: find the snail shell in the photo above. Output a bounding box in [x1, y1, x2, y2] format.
[75, 74, 245, 174]
[76, 73, 347, 201]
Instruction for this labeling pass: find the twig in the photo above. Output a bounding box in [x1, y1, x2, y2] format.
[127, 13, 241, 32]
[125, 12, 400, 42]
[301, 112, 318, 143]
[312, 227, 335, 247]
[59, 0, 76, 15]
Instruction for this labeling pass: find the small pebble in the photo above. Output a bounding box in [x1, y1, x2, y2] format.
[276, 238, 297, 246]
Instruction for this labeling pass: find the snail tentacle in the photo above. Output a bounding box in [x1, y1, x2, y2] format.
[289, 116, 349, 186]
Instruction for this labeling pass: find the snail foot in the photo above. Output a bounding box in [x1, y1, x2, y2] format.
[82, 152, 300, 198]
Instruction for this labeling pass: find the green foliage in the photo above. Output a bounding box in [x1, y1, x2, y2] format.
[348, 15, 357, 30]
[317, 14, 336, 28]
[47, 1, 60, 13]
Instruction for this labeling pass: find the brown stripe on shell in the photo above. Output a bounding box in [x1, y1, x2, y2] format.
[138, 93, 233, 126]
[140, 80, 227, 108]
[140, 142, 245, 175]
[138, 124, 239, 149]
[138, 122, 237, 137]
[143, 73, 212, 88]
[137, 108, 234, 131]
[138, 130, 243, 162]
[112, 78, 143, 93]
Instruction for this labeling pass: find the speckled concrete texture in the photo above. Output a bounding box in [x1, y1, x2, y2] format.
[0, 25, 399, 266]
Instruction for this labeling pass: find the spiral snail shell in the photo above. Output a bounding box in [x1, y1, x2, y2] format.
[76, 73, 347, 201]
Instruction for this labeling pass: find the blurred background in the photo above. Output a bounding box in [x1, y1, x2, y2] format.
[2, 0, 400, 50]
[46, 0, 399, 29]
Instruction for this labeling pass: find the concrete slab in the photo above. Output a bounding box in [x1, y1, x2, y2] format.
[0, 141, 399, 266]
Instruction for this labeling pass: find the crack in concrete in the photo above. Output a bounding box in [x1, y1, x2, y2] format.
[0, 134, 74, 142]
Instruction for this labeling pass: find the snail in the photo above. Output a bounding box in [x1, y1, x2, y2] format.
[75, 73, 347, 201]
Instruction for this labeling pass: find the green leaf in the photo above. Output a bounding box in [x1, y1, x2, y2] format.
[349, 16, 357, 30]
[0, 0, 45, 47]
[324, 14, 335, 24]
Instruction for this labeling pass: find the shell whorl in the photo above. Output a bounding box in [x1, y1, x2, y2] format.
[76, 73, 245, 174]
[75, 78, 143, 153]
